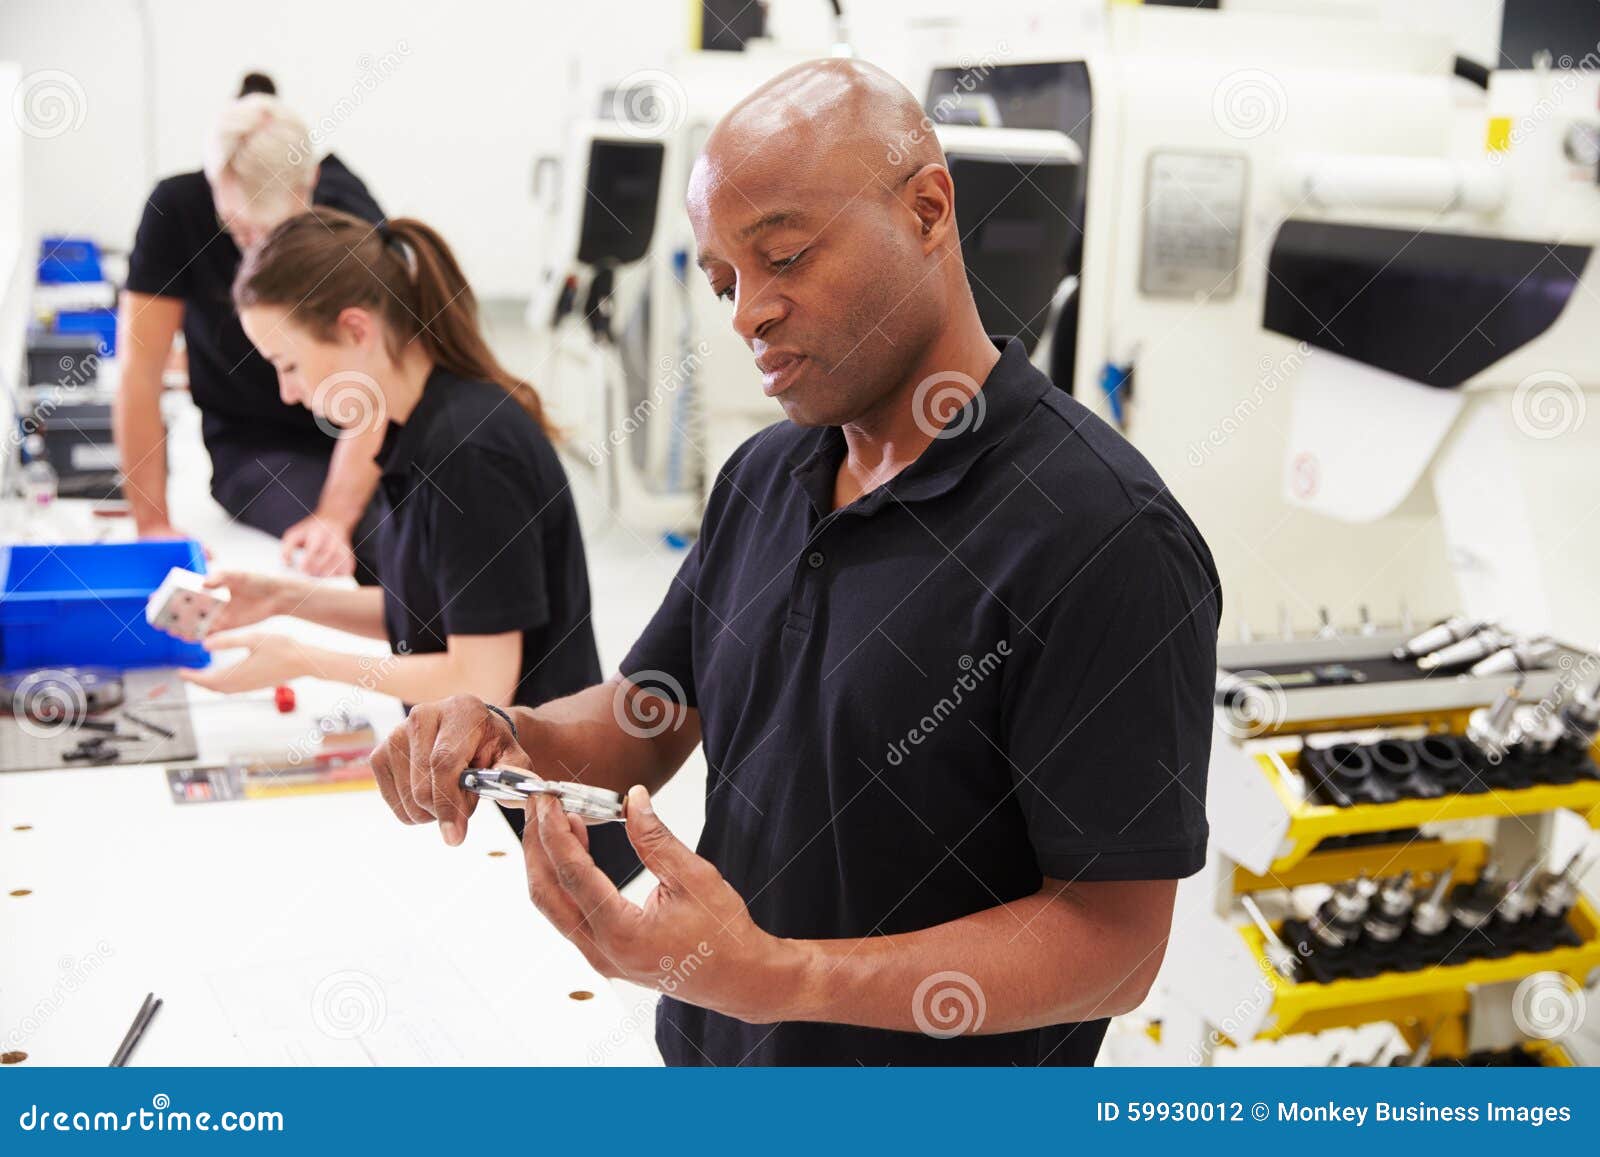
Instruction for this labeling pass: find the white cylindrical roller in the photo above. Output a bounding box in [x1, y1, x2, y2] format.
[1281, 154, 1509, 214]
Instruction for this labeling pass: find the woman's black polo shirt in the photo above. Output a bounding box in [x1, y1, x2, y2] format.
[622, 338, 1221, 1066]
[125, 155, 383, 453]
[374, 369, 638, 881]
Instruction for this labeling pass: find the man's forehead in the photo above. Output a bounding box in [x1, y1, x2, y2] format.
[688, 153, 868, 252]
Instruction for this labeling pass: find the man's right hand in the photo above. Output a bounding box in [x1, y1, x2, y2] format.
[370, 695, 529, 846]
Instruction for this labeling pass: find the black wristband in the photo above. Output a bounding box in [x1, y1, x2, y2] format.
[485, 703, 518, 741]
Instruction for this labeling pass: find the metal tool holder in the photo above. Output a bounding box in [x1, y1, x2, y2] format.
[1153, 627, 1600, 1066]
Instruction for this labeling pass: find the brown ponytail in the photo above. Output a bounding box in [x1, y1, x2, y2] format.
[233, 207, 554, 436]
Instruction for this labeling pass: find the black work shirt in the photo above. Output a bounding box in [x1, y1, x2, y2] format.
[375, 368, 602, 709]
[622, 338, 1221, 1066]
[375, 369, 639, 884]
[125, 155, 383, 453]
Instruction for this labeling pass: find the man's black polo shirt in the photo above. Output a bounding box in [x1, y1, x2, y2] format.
[622, 337, 1220, 1066]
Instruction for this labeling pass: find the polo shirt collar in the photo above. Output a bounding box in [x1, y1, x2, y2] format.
[377, 366, 453, 481]
[786, 336, 1049, 517]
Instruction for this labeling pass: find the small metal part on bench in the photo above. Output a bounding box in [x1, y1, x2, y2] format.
[1417, 627, 1513, 671]
[1467, 680, 1524, 759]
[1560, 675, 1600, 745]
[1410, 868, 1455, 937]
[1308, 878, 1370, 949]
[1509, 704, 1565, 755]
[1362, 872, 1415, 942]
[1495, 859, 1544, 924]
[1469, 637, 1557, 677]
[1536, 853, 1590, 920]
[1452, 863, 1503, 933]
[1393, 615, 1487, 661]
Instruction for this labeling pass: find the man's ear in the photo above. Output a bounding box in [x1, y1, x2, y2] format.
[905, 164, 956, 250]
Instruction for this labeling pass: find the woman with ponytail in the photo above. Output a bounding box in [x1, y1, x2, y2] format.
[119, 73, 386, 578]
[159, 207, 637, 878]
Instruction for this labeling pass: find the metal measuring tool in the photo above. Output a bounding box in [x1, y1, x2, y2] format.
[459, 766, 626, 824]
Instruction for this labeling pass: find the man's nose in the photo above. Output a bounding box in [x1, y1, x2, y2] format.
[731, 280, 786, 344]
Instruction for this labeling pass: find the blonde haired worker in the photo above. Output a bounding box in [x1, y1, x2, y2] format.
[117, 74, 387, 578]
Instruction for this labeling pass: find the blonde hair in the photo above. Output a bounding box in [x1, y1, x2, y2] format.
[204, 93, 316, 207]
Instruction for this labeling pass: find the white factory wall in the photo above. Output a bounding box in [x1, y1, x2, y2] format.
[3, 0, 1506, 296]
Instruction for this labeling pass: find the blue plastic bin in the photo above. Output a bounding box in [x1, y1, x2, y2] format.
[0, 541, 211, 673]
[52, 308, 117, 357]
[37, 236, 104, 285]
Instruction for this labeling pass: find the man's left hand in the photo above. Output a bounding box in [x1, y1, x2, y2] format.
[526, 786, 808, 1025]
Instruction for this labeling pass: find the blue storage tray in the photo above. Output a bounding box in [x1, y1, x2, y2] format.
[0, 541, 211, 673]
[53, 308, 117, 356]
[37, 236, 104, 285]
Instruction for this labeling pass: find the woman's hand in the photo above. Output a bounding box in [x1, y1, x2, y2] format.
[179, 631, 313, 694]
[198, 571, 294, 636]
[282, 513, 357, 578]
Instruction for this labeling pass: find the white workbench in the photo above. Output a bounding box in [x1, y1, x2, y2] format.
[1, 389, 696, 1066]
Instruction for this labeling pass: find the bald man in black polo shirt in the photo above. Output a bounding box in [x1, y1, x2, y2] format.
[371, 58, 1221, 1066]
